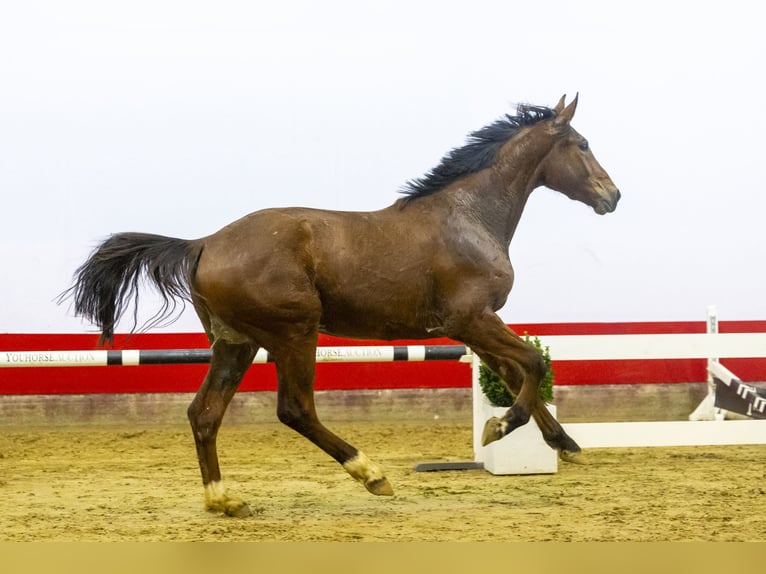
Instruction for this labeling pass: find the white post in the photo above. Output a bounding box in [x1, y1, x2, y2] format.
[707, 305, 727, 421]
[707, 304, 718, 387]
[471, 353, 485, 462]
[687, 305, 724, 421]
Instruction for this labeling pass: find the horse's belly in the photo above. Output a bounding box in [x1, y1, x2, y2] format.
[318, 297, 437, 341]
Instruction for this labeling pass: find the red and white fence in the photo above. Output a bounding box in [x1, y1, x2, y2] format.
[2, 308, 765, 449]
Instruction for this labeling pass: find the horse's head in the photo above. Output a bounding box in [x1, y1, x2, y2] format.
[537, 94, 620, 215]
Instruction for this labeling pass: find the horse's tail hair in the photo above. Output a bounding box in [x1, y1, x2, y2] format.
[60, 232, 202, 345]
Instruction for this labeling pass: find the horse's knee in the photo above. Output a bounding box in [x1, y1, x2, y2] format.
[187, 394, 202, 419]
[494, 351, 545, 394]
[276, 399, 314, 432]
[521, 344, 546, 382]
[187, 400, 221, 442]
[187, 400, 202, 430]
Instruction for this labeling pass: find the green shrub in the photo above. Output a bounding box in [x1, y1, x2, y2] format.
[478, 333, 554, 407]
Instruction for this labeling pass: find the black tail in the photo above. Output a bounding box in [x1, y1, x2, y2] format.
[61, 233, 201, 344]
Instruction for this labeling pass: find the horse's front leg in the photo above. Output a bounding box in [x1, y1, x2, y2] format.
[476, 349, 539, 446]
[479, 351, 582, 461]
[460, 312, 582, 461]
[531, 398, 583, 463]
[187, 340, 256, 517]
[272, 337, 394, 496]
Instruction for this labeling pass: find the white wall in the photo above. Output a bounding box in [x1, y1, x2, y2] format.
[1, 1, 764, 334]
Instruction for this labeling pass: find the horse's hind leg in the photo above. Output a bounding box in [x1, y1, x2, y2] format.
[187, 339, 256, 517]
[272, 336, 394, 496]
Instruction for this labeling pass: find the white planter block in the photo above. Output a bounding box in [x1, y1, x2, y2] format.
[477, 402, 558, 475]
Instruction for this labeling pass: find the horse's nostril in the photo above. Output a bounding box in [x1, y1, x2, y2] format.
[615, 189, 622, 202]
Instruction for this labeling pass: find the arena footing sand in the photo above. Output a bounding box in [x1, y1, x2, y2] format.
[2, 420, 764, 541]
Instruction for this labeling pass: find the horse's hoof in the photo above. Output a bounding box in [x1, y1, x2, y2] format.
[343, 451, 393, 496]
[560, 450, 587, 465]
[204, 481, 253, 518]
[481, 416, 505, 446]
[224, 500, 253, 518]
[366, 477, 394, 496]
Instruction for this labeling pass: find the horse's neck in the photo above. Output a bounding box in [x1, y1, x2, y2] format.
[459, 132, 554, 248]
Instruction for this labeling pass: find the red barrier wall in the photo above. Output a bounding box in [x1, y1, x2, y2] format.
[1, 321, 765, 394]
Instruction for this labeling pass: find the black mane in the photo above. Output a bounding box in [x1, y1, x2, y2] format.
[399, 104, 556, 203]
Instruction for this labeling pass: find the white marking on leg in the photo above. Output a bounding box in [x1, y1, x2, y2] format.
[204, 480, 227, 509]
[204, 480, 252, 516]
[343, 451, 379, 481]
[342, 450, 393, 495]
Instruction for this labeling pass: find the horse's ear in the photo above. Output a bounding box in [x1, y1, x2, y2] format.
[553, 94, 567, 114]
[554, 93, 578, 128]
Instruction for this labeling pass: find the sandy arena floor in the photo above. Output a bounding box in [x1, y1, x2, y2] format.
[2, 419, 764, 541]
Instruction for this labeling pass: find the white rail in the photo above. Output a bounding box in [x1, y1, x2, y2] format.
[473, 306, 766, 452]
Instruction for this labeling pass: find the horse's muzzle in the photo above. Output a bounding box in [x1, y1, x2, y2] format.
[595, 189, 620, 214]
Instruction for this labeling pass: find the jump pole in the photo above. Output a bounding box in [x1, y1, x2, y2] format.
[0, 345, 470, 368]
[8, 332, 766, 367]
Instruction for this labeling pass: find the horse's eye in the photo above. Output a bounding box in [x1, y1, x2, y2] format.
[579, 140, 589, 152]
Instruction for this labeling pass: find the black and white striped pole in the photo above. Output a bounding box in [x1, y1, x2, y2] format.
[0, 345, 472, 368]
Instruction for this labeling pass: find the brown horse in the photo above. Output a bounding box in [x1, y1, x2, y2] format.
[63, 94, 620, 517]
